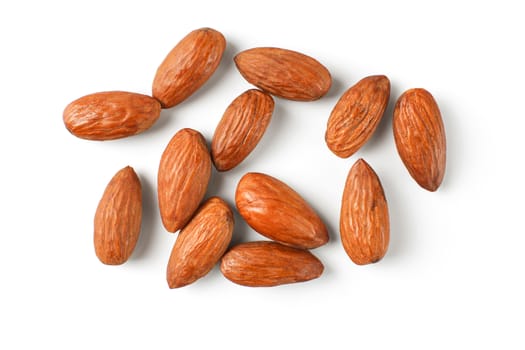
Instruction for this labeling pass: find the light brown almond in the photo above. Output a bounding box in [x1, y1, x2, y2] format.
[340, 159, 389, 265]
[158, 128, 211, 233]
[234, 47, 332, 101]
[167, 197, 234, 288]
[211, 89, 274, 171]
[325, 75, 390, 158]
[63, 91, 161, 141]
[235, 172, 328, 249]
[94, 166, 142, 265]
[393, 88, 446, 191]
[220, 241, 324, 287]
[152, 27, 226, 108]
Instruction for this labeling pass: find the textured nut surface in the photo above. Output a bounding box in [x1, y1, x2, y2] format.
[167, 197, 234, 288]
[393, 88, 446, 191]
[94, 166, 142, 265]
[325, 75, 390, 158]
[63, 91, 161, 141]
[158, 128, 211, 233]
[152, 27, 226, 108]
[340, 159, 389, 265]
[235, 172, 328, 249]
[220, 241, 324, 287]
[234, 47, 332, 101]
[211, 89, 274, 171]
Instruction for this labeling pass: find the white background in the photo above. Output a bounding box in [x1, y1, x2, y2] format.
[1, 0, 524, 348]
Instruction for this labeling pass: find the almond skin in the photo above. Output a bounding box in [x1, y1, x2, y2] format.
[63, 91, 161, 141]
[152, 27, 226, 108]
[94, 166, 142, 265]
[234, 47, 332, 101]
[393, 88, 446, 191]
[211, 89, 274, 171]
[220, 241, 324, 287]
[167, 197, 234, 288]
[158, 128, 211, 233]
[325, 75, 390, 158]
[340, 159, 389, 265]
[235, 172, 329, 249]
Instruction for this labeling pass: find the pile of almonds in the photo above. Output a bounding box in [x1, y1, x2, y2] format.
[63, 27, 446, 288]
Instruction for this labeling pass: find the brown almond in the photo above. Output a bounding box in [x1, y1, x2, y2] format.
[234, 47, 331, 101]
[63, 91, 161, 141]
[94, 166, 142, 265]
[393, 88, 446, 191]
[152, 27, 226, 108]
[220, 241, 324, 287]
[235, 172, 328, 249]
[211, 89, 274, 171]
[325, 75, 390, 158]
[167, 197, 234, 288]
[340, 159, 389, 265]
[158, 128, 211, 233]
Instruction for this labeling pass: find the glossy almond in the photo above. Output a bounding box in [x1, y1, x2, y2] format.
[325, 75, 390, 158]
[211, 89, 274, 171]
[393, 88, 446, 191]
[158, 128, 211, 233]
[234, 47, 332, 101]
[220, 241, 324, 287]
[94, 166, 142, 265]
[63, 91, 161, 141]
[235, 172, 328, 249]
[340, 159, 389, 265]
[152, 27, 226, 108]
[167, 197, 234, 288]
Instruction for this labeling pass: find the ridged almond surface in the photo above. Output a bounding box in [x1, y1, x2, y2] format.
[220, 241, 324, 287]
[325, 75, 390, 158]
[235, 172, 328, 249]
[393, 88, 446, 191]
[340, 159, 389, 265]
[211, 89, 274, 171]
[152, 27, 226, 108]
[158, 128, 211, 233]
[63, 91, 161, 141]
[234, 47, 332, 101]
[167, 197, 234, 288]
[94, 166, 142, 265]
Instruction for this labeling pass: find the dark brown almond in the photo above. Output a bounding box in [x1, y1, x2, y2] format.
[220, 241, 324, 287]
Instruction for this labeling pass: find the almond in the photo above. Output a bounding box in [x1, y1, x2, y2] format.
[235, 172, 328, 249]
[393, 88, 446, 191]
[325, 75, 390, 158]
[63, 91, 161, 141]
[166, 197, 233, 288]
[234, 47, 331, 101]
[94, 166, 142, 265]
[340, 159, 389, 265]
[220, 241, 324, 287]
[211, 89, 274, 171]
[152, 27, 226, 108]
[158, 128, 211, 233]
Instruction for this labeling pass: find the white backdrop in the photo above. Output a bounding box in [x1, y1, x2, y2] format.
[1, 1, 524, 348]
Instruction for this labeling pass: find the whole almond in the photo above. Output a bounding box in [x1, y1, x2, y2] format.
[235, 172, 328, 249]
[340, 159, 389, 265]
[63, 91, 161, 141]
[167, 197, 234, 288]
[234, 47, 332, 101]
[220, 241, 324, 287]
[152, 27, 226, 108]
[325, 75, 390, 158]
[211, 89, 274, 171]
[94, 166, 142, 265]
[393, 88, 446, 191]
[158, 128, 211, 233]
